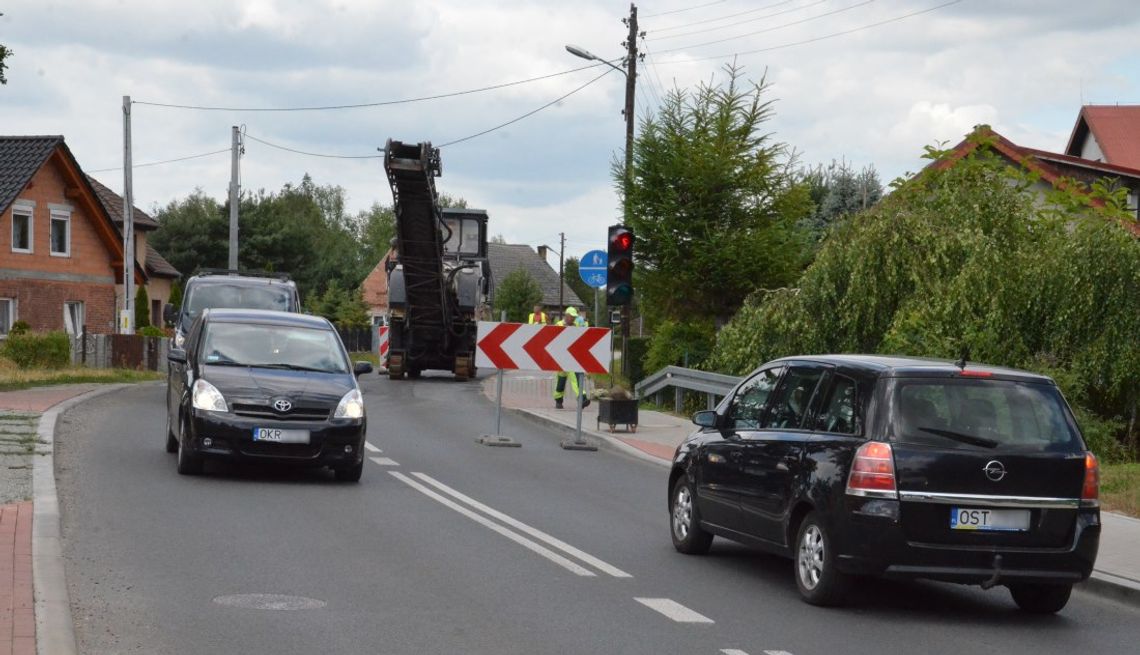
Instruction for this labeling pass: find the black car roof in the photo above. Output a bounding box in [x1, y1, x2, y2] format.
[768, 354, 1053, 383]
[203, 309, 330, 329]
[187, 274, 296, 288]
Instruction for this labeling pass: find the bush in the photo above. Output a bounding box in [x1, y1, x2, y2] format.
[9, 320, 30, 336]
[2, 331, 71, 369]
[138, 325, 166, 338]
[625, 336, 650, 385]
[645, 319, 715, 374]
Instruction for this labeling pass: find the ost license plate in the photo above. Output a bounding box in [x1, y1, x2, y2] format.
[950, 507, 1030, 532]
[252, 428, 310, 444]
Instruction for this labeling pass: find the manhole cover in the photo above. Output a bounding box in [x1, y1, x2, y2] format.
[212, 594, 326, 611]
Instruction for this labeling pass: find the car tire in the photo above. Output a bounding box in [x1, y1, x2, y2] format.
[794, 512, 850, 606]
[670, 477, 713, 555]
[165, 414, 178, 454]
[334, 460, 364, 483]
[176, 417, 204, 476]
[1008, 583, 1072, 614]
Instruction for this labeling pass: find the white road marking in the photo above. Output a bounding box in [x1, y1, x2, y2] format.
[721, 650, 750, 655]
[634, 598, 714, 623]
[410, 472, 632, 578]
[369, 457, 399, 466]
[364, 442, 381, 453]
[389, 471, 596, 577]
[764, 651, 794, 655]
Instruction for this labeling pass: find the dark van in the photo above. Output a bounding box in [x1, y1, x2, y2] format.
[668, 355, 1099, 613]
[164, 270, 301, 349]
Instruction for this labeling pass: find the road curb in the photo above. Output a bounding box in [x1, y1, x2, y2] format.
[33, 384, 130, 655]
[512, 408, 670, 469]
[1078, 570, 1140, 608]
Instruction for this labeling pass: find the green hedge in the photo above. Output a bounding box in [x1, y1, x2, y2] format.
[3, 331, 71, 369]
[626, 336, 650, 386]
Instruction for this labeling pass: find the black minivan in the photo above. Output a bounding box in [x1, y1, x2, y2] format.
[668, 355, 1099, 613]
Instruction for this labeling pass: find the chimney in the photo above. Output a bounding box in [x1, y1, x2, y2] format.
[537, 245, 548, 262]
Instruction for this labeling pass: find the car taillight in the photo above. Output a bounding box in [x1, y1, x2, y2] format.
[1081, 452, 1099, 505]
[846, 441, 898, 499]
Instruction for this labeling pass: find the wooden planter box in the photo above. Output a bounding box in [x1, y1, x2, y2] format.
[596, 398, 638, 433]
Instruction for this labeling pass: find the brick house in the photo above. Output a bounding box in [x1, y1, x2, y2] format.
[0, 135, 149, 336]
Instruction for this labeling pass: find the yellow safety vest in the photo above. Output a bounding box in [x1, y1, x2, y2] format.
[528, 312, 547, 324]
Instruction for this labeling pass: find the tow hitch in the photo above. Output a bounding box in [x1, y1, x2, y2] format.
[981, 554, 1004, 590]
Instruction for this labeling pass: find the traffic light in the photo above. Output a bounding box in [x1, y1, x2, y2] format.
[606, 224, 634, 306]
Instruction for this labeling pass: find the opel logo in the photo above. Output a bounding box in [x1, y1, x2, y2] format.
[273, 399, 293, 413]
[983, 460, 1006, 482]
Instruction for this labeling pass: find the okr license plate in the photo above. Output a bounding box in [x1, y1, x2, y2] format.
[253, 427, 310, 444]
[950, 507, 1030, 532]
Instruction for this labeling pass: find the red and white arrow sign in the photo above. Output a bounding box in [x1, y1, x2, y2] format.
[476, 322, 611, 374]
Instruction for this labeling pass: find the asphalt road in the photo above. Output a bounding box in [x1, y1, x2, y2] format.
[54, 375, 1140, 655]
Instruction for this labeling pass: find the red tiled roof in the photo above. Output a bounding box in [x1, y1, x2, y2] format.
[1065, 105, 1140, 170]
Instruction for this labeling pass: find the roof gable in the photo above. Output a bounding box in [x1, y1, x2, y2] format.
[488, 243, 586, 308]
[1065, 105, 1140, 169]
[86, 175, 161, 230]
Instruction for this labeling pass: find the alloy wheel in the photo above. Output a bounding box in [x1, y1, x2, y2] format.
[798, 524, 825, 590]
[672, 486, 693, 541]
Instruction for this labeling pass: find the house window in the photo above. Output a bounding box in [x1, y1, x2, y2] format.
[50, 210, 71, 257]
[64, 301, 85, 336]
[151, 299, 161, 327]
[0, 299, 15, 337]
[11, 204, 32, 253]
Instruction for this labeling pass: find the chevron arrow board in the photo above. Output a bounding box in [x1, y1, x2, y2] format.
[475, 322, 612, 374]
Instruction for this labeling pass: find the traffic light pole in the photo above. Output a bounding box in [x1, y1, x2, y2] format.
[621, 2, 638, 381]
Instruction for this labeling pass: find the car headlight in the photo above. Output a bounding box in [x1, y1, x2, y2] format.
[174, 331, 186, 348]
[192, 379, 227, 412]
[334, 389, 364, 419]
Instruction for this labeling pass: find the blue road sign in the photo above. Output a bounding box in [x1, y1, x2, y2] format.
[579, 249, 608, 289]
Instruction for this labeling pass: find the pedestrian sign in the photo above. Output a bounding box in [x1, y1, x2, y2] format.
[579, 249, 607, 289]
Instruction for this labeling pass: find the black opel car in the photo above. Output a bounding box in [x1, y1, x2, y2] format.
[166, 309, 372, 481]
[668, 355, 1100, 613]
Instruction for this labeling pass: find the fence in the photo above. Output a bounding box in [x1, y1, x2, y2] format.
[634, 365, 742, 414]
[70, 332, 169, 371]
[337, 327, 373, 353]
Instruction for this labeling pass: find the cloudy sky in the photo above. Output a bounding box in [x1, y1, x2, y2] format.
[3, 0, 1138, 263]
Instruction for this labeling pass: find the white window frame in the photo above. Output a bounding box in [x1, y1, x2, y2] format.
[11, 201, 33, 254]
[0, 298, 16, 337]
[64, 301, 85, 336]
[50, 208, 71, 257]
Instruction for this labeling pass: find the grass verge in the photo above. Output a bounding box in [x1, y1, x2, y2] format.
[0, 367, 162, 392]
[1101, 462, 1140, 518]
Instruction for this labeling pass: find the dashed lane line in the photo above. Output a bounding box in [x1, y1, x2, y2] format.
[389, 471, 596, 577]
[410, 472, 632, 578]
[721, 651, 750, 655]
[764, 651, 794, 655]
[634, 598, 714, 623]
[369, 457, 400, 466]
[364, 442, 382, 453]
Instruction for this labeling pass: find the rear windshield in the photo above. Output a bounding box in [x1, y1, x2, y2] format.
[184, 283, 294, 321]
[890, 379, 1082, 452]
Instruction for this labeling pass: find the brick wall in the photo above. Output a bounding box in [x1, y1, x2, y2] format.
[0, 279, 116, 334]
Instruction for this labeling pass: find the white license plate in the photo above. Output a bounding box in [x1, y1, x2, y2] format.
[950, 507, 1030, 532]
[252, 428, 310, 444]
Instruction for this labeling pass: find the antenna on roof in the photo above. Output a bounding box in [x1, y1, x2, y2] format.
[955, 345, 970, 370]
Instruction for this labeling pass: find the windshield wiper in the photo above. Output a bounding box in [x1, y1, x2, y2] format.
[250, 363, 334, 373]
[203, 360, 247, 367]
[915, 427, 1000, 449]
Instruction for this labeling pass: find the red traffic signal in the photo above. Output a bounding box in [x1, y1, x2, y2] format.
[607, 224, 634, 307]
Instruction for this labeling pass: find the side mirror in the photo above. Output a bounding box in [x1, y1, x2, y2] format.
[162, 303, 177, 326]
[692, 410, 719, 429]
[168, 349, 187, 364]
[354, 361, 374, 376]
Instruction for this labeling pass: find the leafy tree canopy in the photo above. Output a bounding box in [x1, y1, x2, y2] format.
[493, 269, 543, 323]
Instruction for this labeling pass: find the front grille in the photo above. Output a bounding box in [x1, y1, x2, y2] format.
[232, 403, 330, 422]
[240, 442, 322, 459]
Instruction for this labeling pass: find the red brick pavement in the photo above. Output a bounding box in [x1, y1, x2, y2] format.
[1, 501, 35, 655]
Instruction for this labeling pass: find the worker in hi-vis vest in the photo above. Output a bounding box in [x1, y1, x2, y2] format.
[527, 304, 547, 325]
[552, 306, 590, 409]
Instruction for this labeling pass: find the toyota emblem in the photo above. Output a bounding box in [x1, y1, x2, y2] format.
[273, 399, 293, 413]
[983, 460, 1006, 482]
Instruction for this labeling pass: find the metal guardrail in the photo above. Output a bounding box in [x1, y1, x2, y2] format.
[634, 365, 742, 414]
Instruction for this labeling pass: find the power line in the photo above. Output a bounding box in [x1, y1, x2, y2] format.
[649, 0, 799, 34]
[131, 62, 614, 112]
[650, 0, 963, 64]
[641, 38, 672, 100]
[243, 133, 384, 159]
[654, 0, 876, 54]
[86, 148, 231, 174]
[649, 0, 831, 40]
[642, 0, 730, 19]
[438, 68, 617, 148]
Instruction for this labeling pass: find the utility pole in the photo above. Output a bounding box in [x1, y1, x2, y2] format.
[620, 3, 639, 379]
[121, 95, 134, 334]
[228, 126, 242, 270]
[558, 232, 566, 309]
